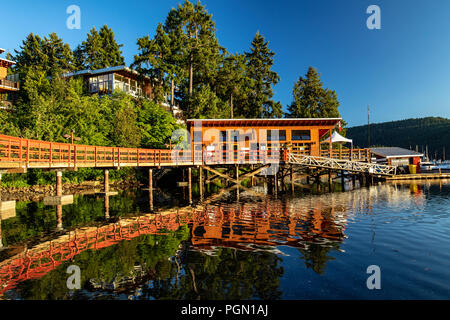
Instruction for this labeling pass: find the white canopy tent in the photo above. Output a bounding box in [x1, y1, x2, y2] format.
[320, 131, 353, 149]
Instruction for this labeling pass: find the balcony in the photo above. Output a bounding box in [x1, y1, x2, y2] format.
[0, 78, 19, 92]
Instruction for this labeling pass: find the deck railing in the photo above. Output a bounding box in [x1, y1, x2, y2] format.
[320, 148, 371, 162]
[0, 134, 372, 168]
[0, 79, 19, 90]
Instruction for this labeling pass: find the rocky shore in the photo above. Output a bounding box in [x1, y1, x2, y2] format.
[0, 180, 141, 202]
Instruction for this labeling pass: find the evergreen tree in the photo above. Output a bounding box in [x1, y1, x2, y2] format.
[244, 32, 280, 118]
[163, 0, 223, 117]
[12, 33, 74, 78]
[133, 23, 180, 103]
[216, 53, 250, 118]
[287, 66, 341, 119]
[77, 25, 125, 70]
[43, 32, 75, 76]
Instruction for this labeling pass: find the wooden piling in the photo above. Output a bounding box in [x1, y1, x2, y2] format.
[188, 167, 192, 205]
[199, 167, 203, 202]
[274, 172, 278, 196]
[236, 165, 240, 201]
[104, 169, 109, 193]
[148, 169, 154, 210]
[56, 171, 63, 197]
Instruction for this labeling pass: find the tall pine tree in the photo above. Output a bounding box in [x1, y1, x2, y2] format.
[244, 32, 280, 118]
[287, 66, 341, 119]
[76, 25, 124, 70]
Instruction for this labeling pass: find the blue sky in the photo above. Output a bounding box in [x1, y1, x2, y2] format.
[1, 0, 450, 126]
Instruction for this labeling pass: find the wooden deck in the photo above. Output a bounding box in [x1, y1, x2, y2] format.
[387, 173, 450, 180]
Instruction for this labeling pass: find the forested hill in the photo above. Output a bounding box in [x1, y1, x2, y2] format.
[346, 117, 450, 160]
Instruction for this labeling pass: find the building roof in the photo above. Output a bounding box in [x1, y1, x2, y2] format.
[62, 65, 150, 80]
[0, 48, 16, 67]
[187, 118, 341, 128]
[370, 147, 423, 158]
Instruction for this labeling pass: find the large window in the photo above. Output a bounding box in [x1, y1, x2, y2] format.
[292, 130, 311, 141]
[267, 129, 286, 141]
[89, 74, 113, 94]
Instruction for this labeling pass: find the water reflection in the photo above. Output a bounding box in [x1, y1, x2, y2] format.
[0, 181, 448, 300]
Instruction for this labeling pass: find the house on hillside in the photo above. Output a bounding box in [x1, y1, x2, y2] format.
[62, 65, 154, 99]
[62, 66, 185, 124]
[0, 48, 19, 109]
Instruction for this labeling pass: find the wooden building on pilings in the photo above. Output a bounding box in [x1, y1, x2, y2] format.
[187, 118, 342, 163]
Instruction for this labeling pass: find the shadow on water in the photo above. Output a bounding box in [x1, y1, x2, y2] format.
[0, 178, 449, 299]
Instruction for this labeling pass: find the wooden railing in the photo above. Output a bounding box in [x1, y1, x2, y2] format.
[320, 148, 371, 162]
[0, 134, 283, 168]
[0, 134, 372, 169]
[0, 79, 19, 90]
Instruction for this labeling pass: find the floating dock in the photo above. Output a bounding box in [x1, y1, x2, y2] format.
[387, 172, 450, 180]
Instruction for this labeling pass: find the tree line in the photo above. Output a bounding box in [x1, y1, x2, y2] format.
[0, 0, 344, 185]
[347, 117, 450, 160]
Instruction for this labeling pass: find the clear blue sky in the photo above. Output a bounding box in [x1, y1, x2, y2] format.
[1, 0, 450, 126]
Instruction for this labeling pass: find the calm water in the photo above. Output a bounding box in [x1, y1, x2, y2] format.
[0, 180, 449, 300]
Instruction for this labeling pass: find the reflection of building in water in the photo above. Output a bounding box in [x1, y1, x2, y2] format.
[190, 197, 349, 253]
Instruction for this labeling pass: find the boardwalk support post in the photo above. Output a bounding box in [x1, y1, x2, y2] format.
[199, 167, 204, 202]
[188, 167, 192, 205]
[149, 168, 153, 211]
[236, 165, 239, 201]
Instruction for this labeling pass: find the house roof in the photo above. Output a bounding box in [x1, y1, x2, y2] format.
[370, 147, 423, 158]
[187, 118, 341, 128]
[0, 48, 16, 67]
[62, 65, 150, 80]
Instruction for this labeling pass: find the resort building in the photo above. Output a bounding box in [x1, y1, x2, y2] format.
[0, 48, 19, 108]
[186, 118, 341, 159]
[62, 66, 154, 99]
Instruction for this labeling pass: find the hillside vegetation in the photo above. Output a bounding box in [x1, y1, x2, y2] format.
[346, 117, 450, 160]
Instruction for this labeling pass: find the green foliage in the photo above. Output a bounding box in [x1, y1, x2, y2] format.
[187, 84, 228, 119]
[137, 99, 179, 148]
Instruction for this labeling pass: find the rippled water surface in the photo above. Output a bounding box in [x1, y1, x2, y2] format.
[0, 180, 449, 299]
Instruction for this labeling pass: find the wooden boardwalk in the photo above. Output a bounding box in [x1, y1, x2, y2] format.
[0, 133, 397, 176]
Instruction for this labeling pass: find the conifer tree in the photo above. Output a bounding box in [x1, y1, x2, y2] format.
[216, 53, 250, 118]
[244, 32, 280, 118]
[163, 0, 223, 116]
[77, 25, 125, 70]
[287, 66, 341, 119]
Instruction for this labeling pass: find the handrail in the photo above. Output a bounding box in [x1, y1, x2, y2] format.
[0, 78, 19, 90]
[0, 134, 373, 168]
